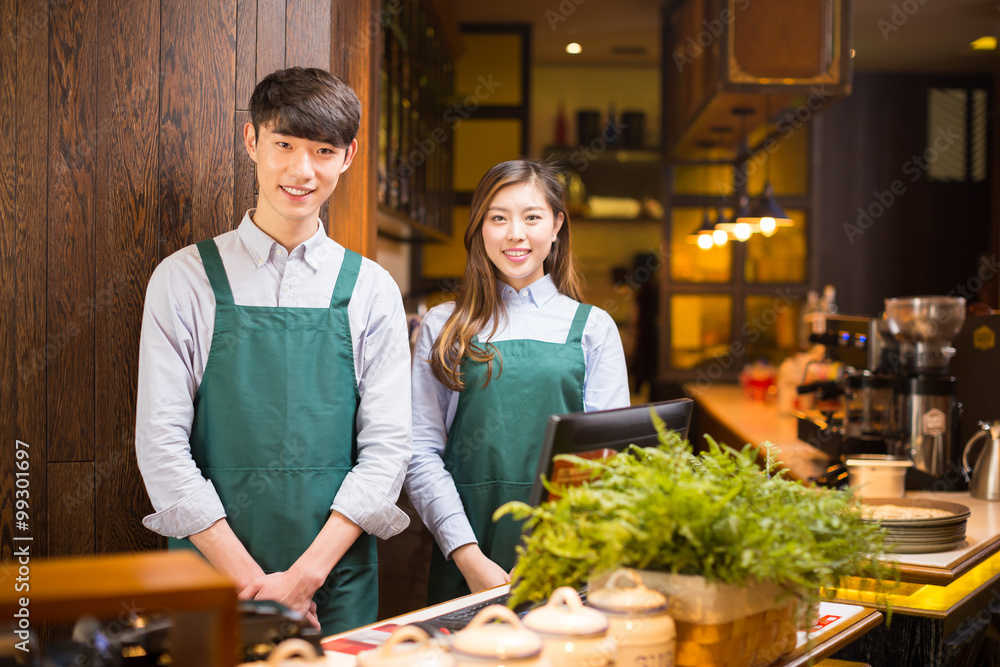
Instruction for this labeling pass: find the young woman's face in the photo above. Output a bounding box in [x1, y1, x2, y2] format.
[481, 181, 564, 291]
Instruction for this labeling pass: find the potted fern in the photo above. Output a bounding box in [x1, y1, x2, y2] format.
[496, 414, 895, 666]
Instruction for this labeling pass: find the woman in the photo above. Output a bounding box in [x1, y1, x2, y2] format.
[406, 159, 630, 603]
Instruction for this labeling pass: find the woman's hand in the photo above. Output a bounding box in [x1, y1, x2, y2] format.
[452, 543, 511, 593]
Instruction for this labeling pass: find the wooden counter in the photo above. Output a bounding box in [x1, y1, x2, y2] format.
[684, 383, 832, 482]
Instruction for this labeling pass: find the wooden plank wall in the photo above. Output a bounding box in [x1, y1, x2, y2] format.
[1, 0, 379, 563]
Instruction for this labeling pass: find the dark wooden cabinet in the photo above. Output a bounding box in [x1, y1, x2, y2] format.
[663, 0, 852, 158]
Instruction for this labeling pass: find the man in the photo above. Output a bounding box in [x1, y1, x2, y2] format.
[135, 67, 411, 634]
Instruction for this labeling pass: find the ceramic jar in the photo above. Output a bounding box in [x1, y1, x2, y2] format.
[451, 606, 551, 667]
[522, 587, 615, 667]
[356, 626, 456, 667]
[587, 569, 675, 667]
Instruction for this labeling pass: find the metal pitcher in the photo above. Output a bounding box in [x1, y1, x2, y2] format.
[963, 421, 1000, 500]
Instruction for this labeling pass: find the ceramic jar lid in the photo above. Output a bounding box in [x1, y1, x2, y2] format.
[356, 626, 456, 667]
[523, 587, 609, 637]
[587, 569, 668, 614]
[451, 606, 543, 660]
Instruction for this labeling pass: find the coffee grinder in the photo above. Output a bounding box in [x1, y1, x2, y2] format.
[883, 296, 967, 490]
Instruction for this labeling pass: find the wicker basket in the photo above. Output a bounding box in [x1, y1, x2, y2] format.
[592, 571, 800, 667]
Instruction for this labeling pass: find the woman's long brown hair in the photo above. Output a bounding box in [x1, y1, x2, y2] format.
[429, 159, 583, 392]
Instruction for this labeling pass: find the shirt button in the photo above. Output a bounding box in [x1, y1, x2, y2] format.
[284, 285, 290, 292]
[521, 290, 528, 297]
[514, 307, 520, 313]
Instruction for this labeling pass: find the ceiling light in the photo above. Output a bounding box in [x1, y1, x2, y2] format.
[712, 207, 729, 247]
[740, 182, 793, 228]
[566, 43, 582, 55]
[688, 210, 717, 249]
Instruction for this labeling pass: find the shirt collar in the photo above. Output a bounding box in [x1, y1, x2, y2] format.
[497, 274, 559, 308]
[237, 210, 330, 271]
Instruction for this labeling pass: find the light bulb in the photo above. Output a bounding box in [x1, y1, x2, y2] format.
[697, 233, 714, 250]
[759, 217, 777, 236]
[566, 43, 582, 54]
[713, 229, 728, 247]
[734, 222, 752, 241]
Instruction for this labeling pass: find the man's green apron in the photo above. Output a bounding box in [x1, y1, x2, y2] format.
[170, 239, 377, 635]
[427, 303, 592, 604]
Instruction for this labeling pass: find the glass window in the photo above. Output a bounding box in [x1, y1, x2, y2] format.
[670, 208, 732, 283]
[745, 123, 810, 197]
[670, 294, 732, 370]
[453, 120, 522, 192]
[744, 209, 808, 283]
[743, 294, 803, 365]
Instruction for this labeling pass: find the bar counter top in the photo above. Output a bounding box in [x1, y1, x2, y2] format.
[683, 383, 832, 482]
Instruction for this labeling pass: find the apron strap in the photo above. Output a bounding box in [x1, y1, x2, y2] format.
[330, 249, 362, 308]
[196, 239, 235, 306]
[566, 303, 592, 345]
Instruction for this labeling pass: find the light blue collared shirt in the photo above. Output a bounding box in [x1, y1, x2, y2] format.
[405, 274, 630, 559]
[135, 212, 412, 540]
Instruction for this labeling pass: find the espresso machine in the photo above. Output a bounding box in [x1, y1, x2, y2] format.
[883, 296, 967, 490]
[795, 314, 898, 461]
[795, 298, 969, 490]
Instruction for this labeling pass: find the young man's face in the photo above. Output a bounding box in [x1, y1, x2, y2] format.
[244, 123, 357, 231]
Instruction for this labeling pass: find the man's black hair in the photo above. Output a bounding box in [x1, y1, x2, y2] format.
[249, 67, 361, 148]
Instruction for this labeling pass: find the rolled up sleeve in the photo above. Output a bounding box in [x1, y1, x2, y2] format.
[135, 258, 227, 539]
[334, 268, 412, 539]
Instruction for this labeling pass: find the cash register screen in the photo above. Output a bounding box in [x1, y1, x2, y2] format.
[527, 398, 694, 506]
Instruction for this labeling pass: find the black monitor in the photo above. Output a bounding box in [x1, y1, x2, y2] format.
[527, 398, 694, 506]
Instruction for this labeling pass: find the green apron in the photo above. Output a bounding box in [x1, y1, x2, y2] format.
[427, 302, 591, 604]
[170, 239, 377, 635]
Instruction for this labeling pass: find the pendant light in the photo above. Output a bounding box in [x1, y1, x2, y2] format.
[712, 206, 728, 247]
[687, 140, 718, 250]
[738, 95, 792, 233]
[693, 210, 716, 250]
[714, 107, 755, 242]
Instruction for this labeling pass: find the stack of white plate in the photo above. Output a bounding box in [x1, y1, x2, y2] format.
[859, 497, 971, 554]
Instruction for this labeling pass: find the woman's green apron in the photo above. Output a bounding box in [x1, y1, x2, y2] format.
[170, 239, 376, 634]
[427, 303, 591, 604]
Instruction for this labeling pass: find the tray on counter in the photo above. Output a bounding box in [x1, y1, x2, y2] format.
[860, 497, 970, 554]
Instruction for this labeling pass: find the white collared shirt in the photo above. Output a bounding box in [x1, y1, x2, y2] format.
[405, 274, 630, 558]
[135, 212, 412, 540]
